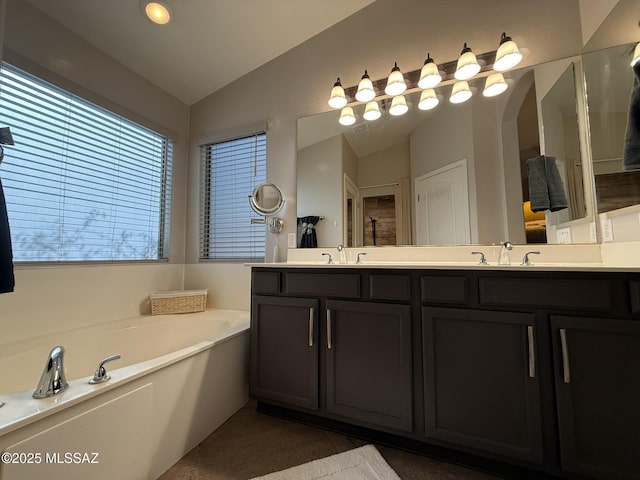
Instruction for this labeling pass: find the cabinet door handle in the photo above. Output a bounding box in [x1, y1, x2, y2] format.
[308, 307, 314, 347]
[527, 325, 536, 378]
[560, 328, 571, 384]
[327, 309, 332, 350]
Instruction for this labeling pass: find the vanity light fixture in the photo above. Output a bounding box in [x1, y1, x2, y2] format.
[328, 77, 348, 109]
[493, 32, 523, 72]
[418, 88, 439, 110]
[454, 43, 481, 80]
[449, 81, 473, 103]
[384, 62, 407, 96]
[482, 72, 508, 97]
[631, 43, 640, 67]
[355, 70, 376, 103]
[418, 53, 442, 89]
[141, 1, 173, 25]
[363, 101, 382, 121]
[389, 95, 409, 116]
[339, 106, 357, 126]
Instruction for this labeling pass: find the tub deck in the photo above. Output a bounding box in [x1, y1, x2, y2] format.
[0, 309, 250, 437]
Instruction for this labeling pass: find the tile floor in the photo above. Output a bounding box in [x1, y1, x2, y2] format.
[158, 401, 502, 480]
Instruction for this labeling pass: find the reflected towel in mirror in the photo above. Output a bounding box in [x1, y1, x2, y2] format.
[623, 63, 640, 171]
[297, 216, 320, 248]
[527, 155, 568, 212]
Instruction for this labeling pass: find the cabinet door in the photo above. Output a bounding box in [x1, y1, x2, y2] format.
[325, 300, 413, 432]
[422, 307, 543, 464]
[250, 295, 319, 410]
[551, 315, 640, 480]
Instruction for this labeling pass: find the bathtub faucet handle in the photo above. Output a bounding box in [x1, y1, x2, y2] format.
[89, 354, 121, 384]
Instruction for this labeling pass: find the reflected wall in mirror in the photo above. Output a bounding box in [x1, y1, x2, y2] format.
[583, 42, 640, 213]
[297, 59, 593, 248]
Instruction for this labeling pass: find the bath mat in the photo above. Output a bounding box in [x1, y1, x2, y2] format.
[249, 444, 400, 480]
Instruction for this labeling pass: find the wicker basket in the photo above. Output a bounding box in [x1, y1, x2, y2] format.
[150, 289, 207, 315]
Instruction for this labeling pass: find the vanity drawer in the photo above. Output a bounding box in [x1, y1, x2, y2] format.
[421, 275, 468, 305]
[285, 272, 360, 298]
[252, 271, 281, 294]
[370, 274, 411, 302]
[479, 276, 612, 311]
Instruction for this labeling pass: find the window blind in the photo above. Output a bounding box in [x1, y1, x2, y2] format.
[200, 133, 266, 261]
[0, 62, 173, 262]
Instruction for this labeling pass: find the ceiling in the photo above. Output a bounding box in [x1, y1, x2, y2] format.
[23, 0, 374, 105]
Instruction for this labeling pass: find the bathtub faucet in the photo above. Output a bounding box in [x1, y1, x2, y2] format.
[33, 346, 69, 399]
[89, 354, 121, 384]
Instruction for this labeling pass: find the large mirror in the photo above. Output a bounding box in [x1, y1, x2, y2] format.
[583, 42, 640, 214]
[297, 58, 592, 248]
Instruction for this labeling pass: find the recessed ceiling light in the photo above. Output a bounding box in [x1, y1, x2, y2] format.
[141, 1, 172, 25]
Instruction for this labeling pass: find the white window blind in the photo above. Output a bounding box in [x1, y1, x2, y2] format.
[0, 62, 173, 262]
[200, 133, 266, 261]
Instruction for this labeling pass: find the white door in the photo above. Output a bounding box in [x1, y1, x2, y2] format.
[415, 159, 470, 245]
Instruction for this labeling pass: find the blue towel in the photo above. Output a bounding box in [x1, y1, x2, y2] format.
[0, 177, 15, 293]
[527, 155, 568, 212]
[623, 63, 640, 171]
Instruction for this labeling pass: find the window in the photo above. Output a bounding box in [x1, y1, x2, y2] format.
[0, 63, 173, 262]
[200, 133, 266, 261]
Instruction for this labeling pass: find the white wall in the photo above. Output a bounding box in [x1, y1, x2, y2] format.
[297, 135, 343, 247]
[358, 141, 410, 188]
[0, 0, 190, 346]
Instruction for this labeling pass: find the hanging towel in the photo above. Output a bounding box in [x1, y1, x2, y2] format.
[0, 177, 15, 293]
[623, 63, 640, 171]
[297, 216, 320, 248]
[527, 155, 568, 212]
[527, 155, 549, 212]
[545, 155, 568, 211]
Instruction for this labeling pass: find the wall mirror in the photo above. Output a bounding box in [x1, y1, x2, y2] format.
[583, 42, 640, 214]
[297, 59, 593, 248]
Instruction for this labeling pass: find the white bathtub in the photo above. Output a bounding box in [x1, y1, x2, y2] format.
[0, 309, 250, 480]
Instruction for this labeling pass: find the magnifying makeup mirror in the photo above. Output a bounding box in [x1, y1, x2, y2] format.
[249, 182, 285, 233]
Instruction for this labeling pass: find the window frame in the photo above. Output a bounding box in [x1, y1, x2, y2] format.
[199, 131, 267, 263]
[0, 61, 174, 264]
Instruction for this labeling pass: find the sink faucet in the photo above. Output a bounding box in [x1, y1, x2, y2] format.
[33, 346, 69, 399]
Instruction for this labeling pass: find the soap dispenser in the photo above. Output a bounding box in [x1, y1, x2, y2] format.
[498, 241, 513, 265]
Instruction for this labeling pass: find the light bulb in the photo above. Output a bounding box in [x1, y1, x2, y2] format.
[339, 106, 356, 126]
[418, 89, 439, 110]
[328, 77, 347, 109]
[450, 81, 472, 104]
[355, 70, 376, 103]
[493, 32, 523, 72]
[418, 54, 442, 89]
[363, 101, 381, 121]
[389, 95, 408, 116]
[455, 43, 481, 80]
[385, 62, 407, 96]
[483, 73, 508, 97]
[143, 1, 172, 24]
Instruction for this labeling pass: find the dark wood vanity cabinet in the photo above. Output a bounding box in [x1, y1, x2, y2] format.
[422, 307, 543, 464]
[250, 295, 319, 410]
[326, 300, 412, 432]
[250, 267, 640, 480]
[250, 271, 414, 433]
[551, 315, 640, 480]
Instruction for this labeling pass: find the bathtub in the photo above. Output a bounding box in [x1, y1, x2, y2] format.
[0, 309, 250, 480]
